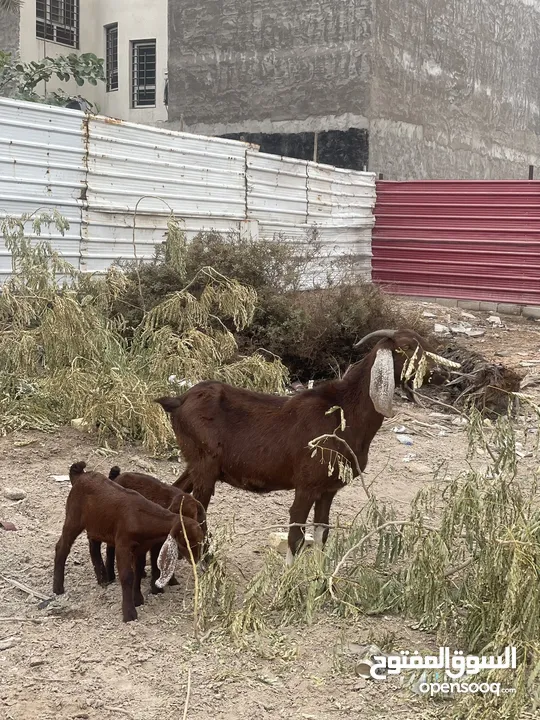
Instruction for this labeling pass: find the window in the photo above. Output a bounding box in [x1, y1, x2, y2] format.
[105, 24, 118, 92]
[131, 40, 156, 108]
[36, 0, 79, 48]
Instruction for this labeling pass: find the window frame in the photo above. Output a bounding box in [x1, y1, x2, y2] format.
[36, 0, 80, 49]
[105, 23, 119, 93]
[131, 39, 157, 109]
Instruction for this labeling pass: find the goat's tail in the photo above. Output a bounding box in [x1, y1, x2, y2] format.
[69, 461, 87, 484]
[108, 465, 121, 480]
[155, 396, 185, 414]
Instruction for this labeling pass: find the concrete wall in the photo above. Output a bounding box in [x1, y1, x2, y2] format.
[15, 0, 167, 123]
[167, 0, 540, 180]
[370, 0, 540, 179]
[167, 0, 373, 135]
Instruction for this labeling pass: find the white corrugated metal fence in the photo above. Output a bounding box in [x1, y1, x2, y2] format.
[0, 97, 376, 284]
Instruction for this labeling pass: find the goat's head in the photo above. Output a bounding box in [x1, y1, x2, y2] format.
[155, 515, 205, 589]
[353, 328, 449, 418]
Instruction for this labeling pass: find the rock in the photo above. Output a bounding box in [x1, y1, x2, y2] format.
[422, 311, 437, 318]
[268, 531, 314, 554]
[450, 324, 472, 334]
[406, 462, 432, 475]
[487, 315, 503, 327]
[129, 456, 155, 473]
[434, 324, 450, 335]
[70, 418, 88, 429]
[51, 475, 69, 483]
[29, 658, 45, 667]
[0, 637, 20, 651]
[461, 311, 477, 319]
[391, 425, 408, 433]
[0, 520, 17, 531]
[353, 679, 367, 691]
[520, 374, 540, 390]
[3, 488, 27, 501]
[465, 329, 485, 338]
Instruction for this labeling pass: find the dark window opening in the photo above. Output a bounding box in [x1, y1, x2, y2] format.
[221, 129, 369, 172]
[105, 24, 118, 92]
[131, 40, 156, 108]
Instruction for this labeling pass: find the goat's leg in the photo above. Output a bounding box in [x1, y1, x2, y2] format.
[149, 544, 164, 594]
[105, 544, 116, 583]
[115, 545, 138, 622]
[133, 554, 145, 607]
[313, 490, 338, 548]
[88, 539, 108, 585]
[107, 545, 144, 582]
[191, 468, 219, 563]
[287, 491, 315, 567]
[53, 522, 83, 595]
[172, 468, 192, 492]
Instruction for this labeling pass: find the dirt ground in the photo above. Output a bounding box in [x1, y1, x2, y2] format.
[1, 300, 539, 720]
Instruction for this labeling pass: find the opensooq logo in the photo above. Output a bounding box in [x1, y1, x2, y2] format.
[368, 646, 517, 697]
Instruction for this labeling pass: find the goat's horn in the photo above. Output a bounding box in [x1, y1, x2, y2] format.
[353, 329, 397, 348]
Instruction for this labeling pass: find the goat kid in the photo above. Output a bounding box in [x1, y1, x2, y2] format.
[155, 329, 448, 565]
[100, 466, 206, 589]
[53, 462, 204, 622]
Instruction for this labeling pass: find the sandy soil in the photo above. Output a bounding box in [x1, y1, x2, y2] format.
[1, 300, 539, 720]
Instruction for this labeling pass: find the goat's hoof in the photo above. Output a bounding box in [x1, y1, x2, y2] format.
[53, 585, 64, 595]
[167, 575, 179, 586]
[202, 552, 214, 566]
[134, 592, 144, 607]
[150, 585, 164, 595]
[123, 608, 138, 622]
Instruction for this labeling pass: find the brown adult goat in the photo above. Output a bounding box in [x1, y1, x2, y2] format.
[155, 329, 448, 564]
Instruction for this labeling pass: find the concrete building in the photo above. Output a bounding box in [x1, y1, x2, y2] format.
[167, 0, 540, 179]
[3, 0, 540, 180]
[0, 0, 168, 124]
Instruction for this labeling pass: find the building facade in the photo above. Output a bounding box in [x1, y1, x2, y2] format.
[1, 0, 168, 124]
[3, 0, 540, 179]
[167, 0, 540, 179]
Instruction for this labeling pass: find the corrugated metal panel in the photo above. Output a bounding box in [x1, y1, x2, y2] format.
[83, 210, 242, 272]
[82, 115, 249, 270]
[0, 97, 85, 276]
[372, 180, 540, 304]
[0, 99, 377, 286]
[86, 116, 247, 217]
[249, 152, 376, 284]
[306, 163, 376, 284]
[307, 162, 376, 226]
[246, 150, 308, 227]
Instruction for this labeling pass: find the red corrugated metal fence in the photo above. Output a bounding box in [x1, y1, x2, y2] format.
[372, 180, 540, 305]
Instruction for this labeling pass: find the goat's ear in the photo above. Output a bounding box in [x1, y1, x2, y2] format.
[369, 348, 395, 417]
[155, 533, 178, 589]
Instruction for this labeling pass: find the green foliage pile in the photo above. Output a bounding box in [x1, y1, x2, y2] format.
[114, 227, 428, 382]
[0, 213, 287, 452]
